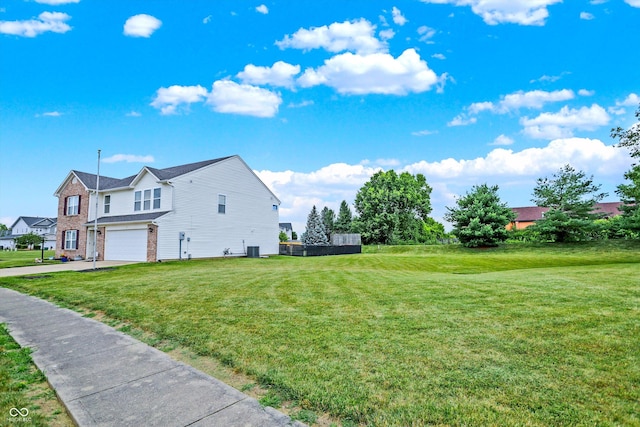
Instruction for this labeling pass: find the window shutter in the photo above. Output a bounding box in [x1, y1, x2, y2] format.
[77, 195, 81, 215]
[64, 197, 68, 216]
[75, 229, 79, 249]
[61, 231, 65, 249]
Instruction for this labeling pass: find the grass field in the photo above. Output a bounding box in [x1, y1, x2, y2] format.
[0, 250, 57, 269]
[0, 324, 73, 426]
[1, 242, 639, 426]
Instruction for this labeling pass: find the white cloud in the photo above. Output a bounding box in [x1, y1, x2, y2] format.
[203, 15, 212, 24]
[150, 85, 208, 115]
[102, 154, 155, 164]
[297, 48, 440, 95]
[625, 0, 640, 7]
[580, 12, 595, 20]
[521, 104, 610, 139]
[470, 89, 575, 115]
[617, 93, 640, 106]
[34, 0, 79, 4]
[447, 115, 477, 127]
[256, 4, 269, 14]
[420, 0, 562, 25]
[412, 129, 438, 136]
[431, 53, 446, 60]
[237, 61, 300, 88]
[392, 7, 407, 25]
[288, 100, 314, 108]
[529, 72, 570, 84]
[207, 80, 281, 118]
[276, 19, 386, 54]
[0, 12, 71, 37]
[490, 135, 514, 146]
[43, 111, 62, 117]
[417, 25, 436, 42]
[126, 111, 141, 117]
[256, 138, 630, 232]
[578, 89, 595, 96]
[379, 28, 395, 41]
[123, 14, 162, 38]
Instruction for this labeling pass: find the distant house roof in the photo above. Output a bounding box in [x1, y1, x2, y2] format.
[84, 211, 170, 226]
[512, 202, 624, 222]
[10, 216, 57, 229]
[279, 222, 293, 232]
[69, 156, 234, 191]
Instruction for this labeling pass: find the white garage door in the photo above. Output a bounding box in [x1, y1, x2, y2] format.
[105, 229, 147, 261]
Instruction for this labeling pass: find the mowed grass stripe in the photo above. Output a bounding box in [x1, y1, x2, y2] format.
[1, 243, 638, 426]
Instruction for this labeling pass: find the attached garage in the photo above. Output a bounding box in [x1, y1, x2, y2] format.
[104, 228, 147, 261]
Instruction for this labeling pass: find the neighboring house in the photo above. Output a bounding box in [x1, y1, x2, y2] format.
[54, 155, 281, 262]
[0, 216, 57, 250]
[508, 202, 623, 230]
[279, 222, 293, 240]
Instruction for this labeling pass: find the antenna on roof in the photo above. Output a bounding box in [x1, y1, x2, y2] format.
[93, 149, 101, 270]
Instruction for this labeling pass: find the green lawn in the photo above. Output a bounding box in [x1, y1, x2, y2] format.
[0, 250, 57, 269]
[0, 324, 73, 426]
[1, 242, 639, 426]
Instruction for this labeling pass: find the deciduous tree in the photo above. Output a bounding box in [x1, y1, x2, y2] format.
[354, 170, 432, 244]
[445, 184, 515, 247]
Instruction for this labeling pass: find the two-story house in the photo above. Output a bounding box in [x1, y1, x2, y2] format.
[0, 217, 57, 250]
[54, 155, 280, 262]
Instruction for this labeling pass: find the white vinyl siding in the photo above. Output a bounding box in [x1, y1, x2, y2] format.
[155, 156, 280, 260]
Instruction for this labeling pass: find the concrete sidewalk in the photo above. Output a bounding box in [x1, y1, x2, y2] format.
[0, 288, 305, 427]
[0, 261, 136, 277]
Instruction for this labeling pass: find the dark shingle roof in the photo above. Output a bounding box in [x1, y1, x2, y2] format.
[85, 211, 170, 225]
[279, 222, 293, 231]
[10, 216, 57, 229]
[73, 156, 233, 191]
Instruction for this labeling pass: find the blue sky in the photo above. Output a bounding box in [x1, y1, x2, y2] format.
[1, 0, 639, 232]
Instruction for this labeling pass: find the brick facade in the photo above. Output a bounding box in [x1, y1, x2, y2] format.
[146, 224, 158, 262]
[56, 178, 91, 259]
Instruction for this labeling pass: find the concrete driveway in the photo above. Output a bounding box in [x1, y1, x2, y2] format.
[0, 261, 137, 277]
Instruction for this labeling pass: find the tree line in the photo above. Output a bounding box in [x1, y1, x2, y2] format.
[301, 104, 640, 247]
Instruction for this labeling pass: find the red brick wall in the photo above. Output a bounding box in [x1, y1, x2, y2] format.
[56, 178, 90, 259]
[147, 224, 158, 262]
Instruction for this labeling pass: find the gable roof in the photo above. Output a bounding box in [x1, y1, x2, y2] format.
[10, 216, 57, 229]
[59, 156, 235, 193]
[84, 211, 170, 226]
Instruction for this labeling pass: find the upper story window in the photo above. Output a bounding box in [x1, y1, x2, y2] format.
[272, 205, 278, 211]
[153, 188, 161, 209]
[66, 195, 80, 216]
[218, 194, 226, 214]
[104, 195, 111, 214]
[134, 191, 142, 211]
[135, 188, 161, 212]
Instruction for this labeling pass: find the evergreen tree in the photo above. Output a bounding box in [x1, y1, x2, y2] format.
[445, 184, 515, 247]
[301, 205, 329, 245]
[612, 104, 640, 233]
[334, 200, 353, 233]
[531, 164, 607, 242]
[321, 206, 336, 241]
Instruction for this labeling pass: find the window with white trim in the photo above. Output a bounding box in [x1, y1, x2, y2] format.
[153, 188, 161, 209]
[64, 230, 78, 250]
[134, 191, 142, 211]
[104, 195, 111, 214]
[66, 195, 79, 215]
[218, 194, 226, 214]
[143, 189, 151, 210]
